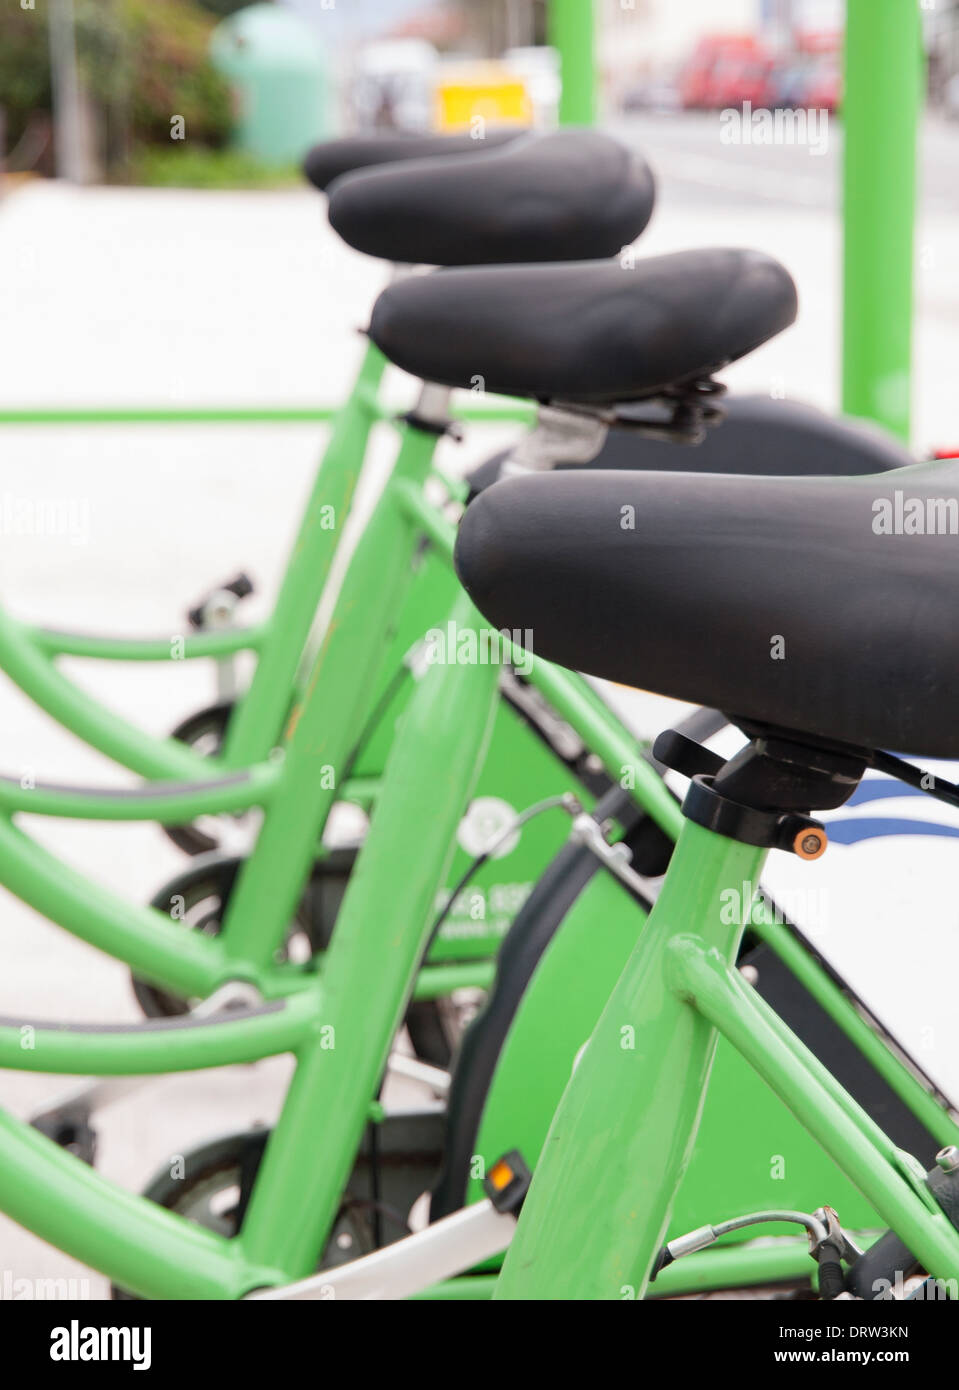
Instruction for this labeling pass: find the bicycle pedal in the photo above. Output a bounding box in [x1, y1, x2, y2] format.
[188, 572, 255, 630]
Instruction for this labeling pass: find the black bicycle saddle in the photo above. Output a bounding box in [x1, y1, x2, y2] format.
[328, 129, 656, 267]
[370, 249, 797, 403]
[303, 130, 520, 191]
[455, 458, 959, 759]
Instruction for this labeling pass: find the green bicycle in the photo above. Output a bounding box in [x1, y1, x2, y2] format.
[4, 130, 662, 1061]
[228, 245, 959, 1305]
[0, 236, 953, 1301]
[439, 257, 959, 1302]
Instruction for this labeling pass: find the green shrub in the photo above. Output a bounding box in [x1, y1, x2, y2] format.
[1, 0, 233, 175]
[0, 7, 53, 151]
[131, 145, 299, 188]
[79, 0, 232, 161]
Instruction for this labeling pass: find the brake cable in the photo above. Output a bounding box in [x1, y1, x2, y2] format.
[871, 749, 959, 810]
[422, 792, 583, 956]
[652, 1209, 829, 1281]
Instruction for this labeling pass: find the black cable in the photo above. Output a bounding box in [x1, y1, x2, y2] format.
[369, 1120, 382, 1250]
[421, 794, 581, 959]
[342, 1195, 411, 1241]
[873, 749, 959, 811]
[351, 662, 415, 773]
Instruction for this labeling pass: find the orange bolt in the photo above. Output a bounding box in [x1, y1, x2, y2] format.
[794, 828, 827, 860]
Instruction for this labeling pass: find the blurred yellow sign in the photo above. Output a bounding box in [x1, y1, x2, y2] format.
[435, 63, 532, 133]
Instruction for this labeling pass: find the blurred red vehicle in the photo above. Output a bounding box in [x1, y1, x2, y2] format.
[679, 34, 760, 109]
[709, 51, 779, 110]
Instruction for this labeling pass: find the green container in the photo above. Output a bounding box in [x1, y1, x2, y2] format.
[210, 4, 329, 166]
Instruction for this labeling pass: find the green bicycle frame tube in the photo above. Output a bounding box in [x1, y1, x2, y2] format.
[0, 995, 315, 1075]
[495, 822, 764, 1300]
[30, 624, 265, 662]
[222, 339, 388, 768]
[0, 1108, 280, 1299]
[0, 605, 211, 782]
[0, 400, 535, 427]
[218, 418, 443, 970]
[237, 594, 500, 1279]
[393, 481, 684, 842]
[496, 819, 959, 1299]
[0, 960, 491, 1078]
[0, 762, 279, 821]
[751, 903, 959, 1150]
[0, 813, 231, 999]
[670, 941, 959, 1284]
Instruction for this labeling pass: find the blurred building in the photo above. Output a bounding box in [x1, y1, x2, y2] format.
[431, 0, 547, 55]
[390, 7, 470, 47]
[598, 0, 757, 111]
[600, 0, 757, 68]
[598, 0, 843, 111]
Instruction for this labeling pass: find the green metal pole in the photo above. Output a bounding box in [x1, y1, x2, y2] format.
[842, 0, 923, 441]
[548, 0, 596, 126]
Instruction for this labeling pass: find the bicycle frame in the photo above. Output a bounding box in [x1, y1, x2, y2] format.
[1, 611, 956, 1297]
[3, 388, 954, 1297]
[0, 572, 660, 1298]
[0, 393, 679, 1005]
[494, 816, 959, 1300]
[0, 340, 388, 784]
[0, 309, 690, 1003]
[0, 594, 501, 1297]
[4, 340, 534, 784]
